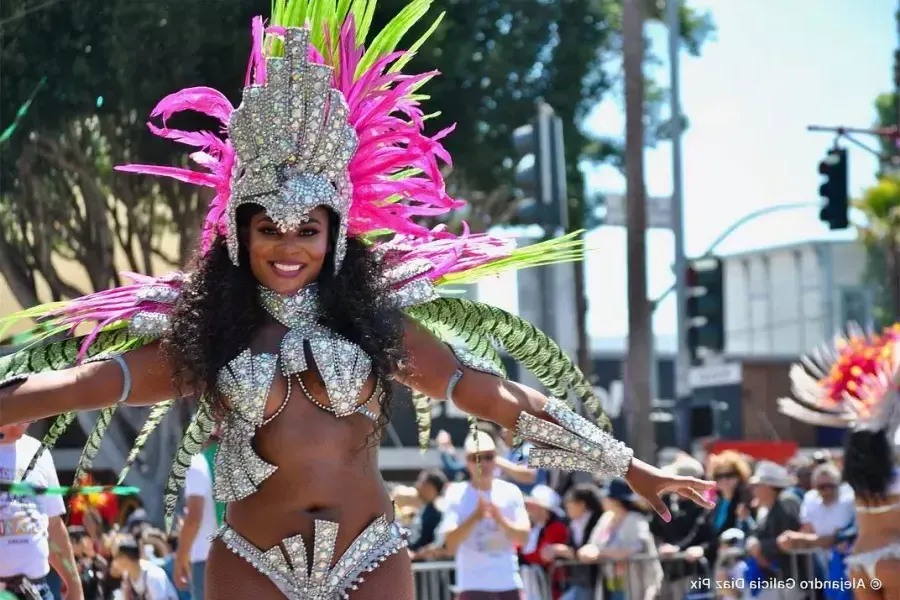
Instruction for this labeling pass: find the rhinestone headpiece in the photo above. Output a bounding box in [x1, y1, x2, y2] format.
[226, 27, 358, 272]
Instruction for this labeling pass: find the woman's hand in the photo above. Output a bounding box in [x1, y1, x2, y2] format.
[625, 458, 716, 522]
[684, 545, 705, 562]
[657, 543, 680, 558]
[576, 544, 601, 562]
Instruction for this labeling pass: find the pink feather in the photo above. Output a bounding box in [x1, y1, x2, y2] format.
[151, 87, 234, 125]
[42, 273, 185, 361]
[246, 16, 266, 86]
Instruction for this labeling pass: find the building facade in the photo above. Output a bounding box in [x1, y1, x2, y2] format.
[722, 239, 870, 357]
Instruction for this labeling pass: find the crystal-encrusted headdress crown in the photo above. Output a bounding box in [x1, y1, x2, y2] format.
[227, 27, 358, 272]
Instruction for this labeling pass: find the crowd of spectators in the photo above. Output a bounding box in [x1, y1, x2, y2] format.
[392, 425, 859, 600]
[28, 425, 857, 600]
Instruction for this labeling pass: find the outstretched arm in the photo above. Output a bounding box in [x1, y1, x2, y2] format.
[395, 317, 715, 519]
[0, 342, 182, 426]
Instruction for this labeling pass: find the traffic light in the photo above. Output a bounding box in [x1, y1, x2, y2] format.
[510, 102, 568, 231]
[818, 147, 848, 231]
[686, 257, 725, 364]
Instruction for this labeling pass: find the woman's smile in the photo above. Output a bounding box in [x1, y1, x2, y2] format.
[270, 260, 307, 279]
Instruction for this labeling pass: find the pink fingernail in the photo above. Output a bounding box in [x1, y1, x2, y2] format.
[663, 511, 672, 523]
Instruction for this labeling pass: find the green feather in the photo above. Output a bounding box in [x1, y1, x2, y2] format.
[405, 298, 610, 431]
[73, 406, 117, 485]
[117, 400, 176, 484]
[434, 231, 587, 288]
[268, 0, 442, 81]
[23, 413, 78, 478]
[1, 330, 150, 477]
[164, 401, 216, 533]
[410, 391, 433, 452]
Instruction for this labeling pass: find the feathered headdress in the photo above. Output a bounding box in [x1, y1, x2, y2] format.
[777, 323, 900, 442]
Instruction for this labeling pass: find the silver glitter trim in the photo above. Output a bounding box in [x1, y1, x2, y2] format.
[127, 312, 171, 338]
[135, 285, 180, 305]
[449, 344, 504, 378]
[211, 516, 407, 599]
[381, 259, 434, 287]
[258, 286, 373, 418]
[226, 27, 356, 273]
[515, 398, 633, 479]
[387, 278, 437, 310]
[214, 350, 279, 502]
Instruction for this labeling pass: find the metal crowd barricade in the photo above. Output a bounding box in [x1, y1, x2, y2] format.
[412, 549, 821, 600]
[412, 560, 455, 600]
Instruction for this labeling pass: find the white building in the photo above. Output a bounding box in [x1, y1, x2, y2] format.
[722, 239, 870, 357]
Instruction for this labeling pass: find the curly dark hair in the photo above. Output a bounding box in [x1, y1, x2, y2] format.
[161, 203, 407, 440]
[842, 428, 895, 500]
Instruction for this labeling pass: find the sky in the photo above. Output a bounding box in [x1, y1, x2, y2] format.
[482, 0, 898, 352]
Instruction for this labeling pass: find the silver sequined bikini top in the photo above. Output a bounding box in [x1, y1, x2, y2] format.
[216, 284, 374, 421]
[211, 285, 377, 503]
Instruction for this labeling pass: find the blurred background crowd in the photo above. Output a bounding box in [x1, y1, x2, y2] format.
[41, 423, 854, 600]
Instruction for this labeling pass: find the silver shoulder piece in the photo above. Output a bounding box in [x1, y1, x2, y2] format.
[449, 344, 504, 378]
[214, 350, 279, 502]
[128, 312, 172, 338]
[515, 397, 633, 479]
[377, 258, 437, 310]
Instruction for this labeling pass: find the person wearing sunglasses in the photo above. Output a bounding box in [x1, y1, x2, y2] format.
[777, 463, 855, 588]
[662, 451, 753, 570]
[440, 432, 532, 600]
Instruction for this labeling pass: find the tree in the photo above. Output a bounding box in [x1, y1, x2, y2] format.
[372, 0, 713, 231]
[854, 176, 900, 325]
[0, 0, 262, 309]
[853, 86, 900, 327]
[1, 0, 713, 307]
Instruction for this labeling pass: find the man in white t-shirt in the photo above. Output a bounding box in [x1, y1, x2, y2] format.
[174, 444, 218, 600]
[112, 535, 178, 600]
[440, 431, 530, 600]
[777, 462, 855, 571]
[0, 423, 83, 600]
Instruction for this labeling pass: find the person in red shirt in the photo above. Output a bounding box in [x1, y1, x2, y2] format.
[520, 485, 570, 599]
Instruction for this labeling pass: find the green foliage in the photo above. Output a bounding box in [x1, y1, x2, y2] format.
[857, 79, 900, 324]
[0, 0, 714, 308]
[875, 92, 898, 165]
[855, 176, 900, 324]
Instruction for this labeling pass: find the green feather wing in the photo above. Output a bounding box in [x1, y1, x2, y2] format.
[0, 330, 151, 477]
[405, 298, 610, 432]
[163, 401, 216, 532]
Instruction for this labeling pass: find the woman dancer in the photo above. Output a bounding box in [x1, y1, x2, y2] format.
[777, 327, 900, 598]
[0, 3, 713, 599]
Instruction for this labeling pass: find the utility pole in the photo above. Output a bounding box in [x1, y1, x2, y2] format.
[623, 0, 655, 462]
[666, 0, 692, 450]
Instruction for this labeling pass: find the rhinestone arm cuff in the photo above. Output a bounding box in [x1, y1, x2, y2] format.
[514, 397, 634, 479]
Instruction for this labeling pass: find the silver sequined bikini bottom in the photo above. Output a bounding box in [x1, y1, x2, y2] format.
[211, 514, 408, 599]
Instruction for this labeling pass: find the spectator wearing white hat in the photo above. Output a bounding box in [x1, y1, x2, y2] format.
[439, 430, 530, 600]
[744, 461, 804, 600]
[520, 485, 568, 599]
